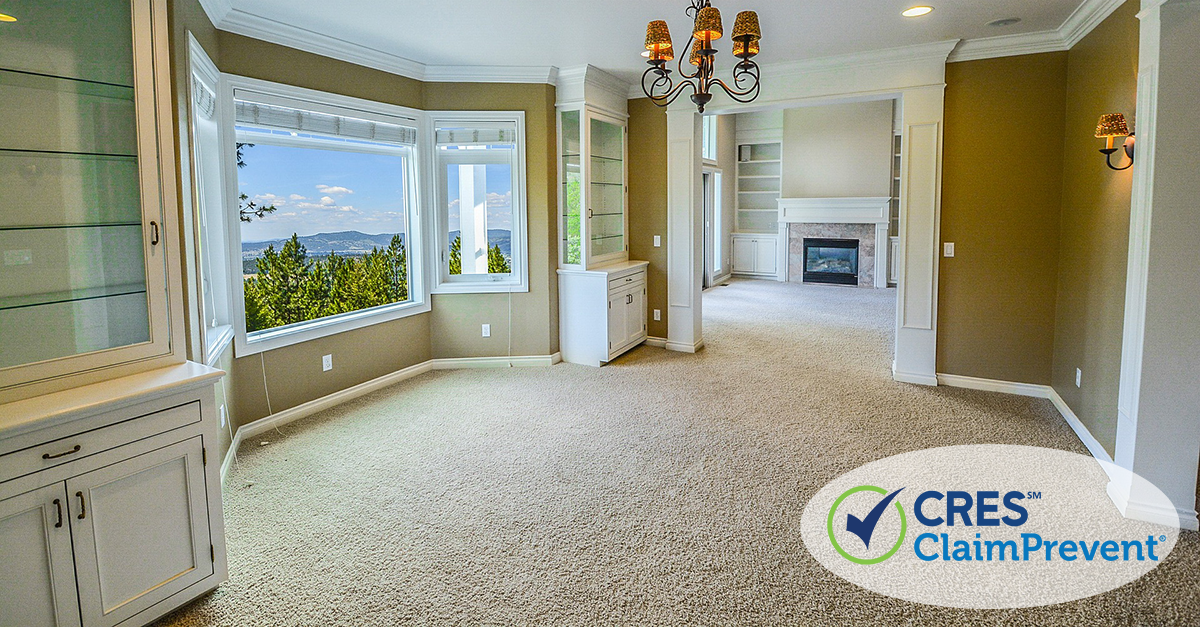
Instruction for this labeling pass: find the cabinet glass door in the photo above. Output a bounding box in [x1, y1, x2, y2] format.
[560, 110, 582, 265]
[588, 117, 625, 261]
[0, 0, 166, 376]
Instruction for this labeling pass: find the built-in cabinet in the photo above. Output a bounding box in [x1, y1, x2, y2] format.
[731, 233, 779, 277]
[556, 67, 648, 366]
[0, 0, 182, 402]
[0, 365, 226, 627]
[735, 142, 782, 234]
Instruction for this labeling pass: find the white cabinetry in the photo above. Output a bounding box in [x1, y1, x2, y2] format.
[731, 234, 779, 277]
[0, 364, 226, 627]
[559, 262, 649, 367]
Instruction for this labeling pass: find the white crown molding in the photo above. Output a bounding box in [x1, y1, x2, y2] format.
[949, 0, 1130, 63]
[215, 9, 559, 85]
[196, 0, 233, 26]
[629, 39, 960, 101]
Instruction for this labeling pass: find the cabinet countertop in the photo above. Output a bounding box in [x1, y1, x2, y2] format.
[0, 361, 224, 440]
[557, 260, 649, 277]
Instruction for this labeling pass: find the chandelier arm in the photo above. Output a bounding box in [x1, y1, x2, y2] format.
[711, 76, 761, 103]
[649, 78, 699, 108]
[674, 34, 702, 81]
[641, 66, 675, 99]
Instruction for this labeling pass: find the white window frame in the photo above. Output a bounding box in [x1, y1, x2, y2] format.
[187, 35, 234, 366]
[426, 111, 529, 294]
[218, 74, 429, 356]
[702, 115, 719, 164]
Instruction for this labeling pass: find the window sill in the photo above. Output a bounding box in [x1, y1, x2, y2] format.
[234, 299, 430, 357]
[432, 280, 529, 295]
[204, 325, 235, 367]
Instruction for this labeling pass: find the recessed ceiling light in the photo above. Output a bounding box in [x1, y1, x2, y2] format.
[0, 13, 17, 22]
[987, 17, 1022, 27]
[902, 6, 934, 18]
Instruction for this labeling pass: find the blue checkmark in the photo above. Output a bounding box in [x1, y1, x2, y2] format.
[846, 487, 905, 550]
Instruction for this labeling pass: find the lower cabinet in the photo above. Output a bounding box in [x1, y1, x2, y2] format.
[731, 233, 778, 277]
[0, 365, 226, 627]
[559, 261, 650, 367]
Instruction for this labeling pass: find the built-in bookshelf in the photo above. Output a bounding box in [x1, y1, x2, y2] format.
[890, 134, 902, 236]
[736, 142, 782, 233]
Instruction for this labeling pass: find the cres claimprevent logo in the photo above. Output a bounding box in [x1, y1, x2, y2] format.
[827, 485, 906, 564]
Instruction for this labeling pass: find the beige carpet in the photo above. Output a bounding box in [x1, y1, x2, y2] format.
[157, 279, 1200, 626]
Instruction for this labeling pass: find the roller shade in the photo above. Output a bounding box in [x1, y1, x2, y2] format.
[236, 99, 418, 145]
[191, 76, 217, 120]
[435, 122, 518, 147]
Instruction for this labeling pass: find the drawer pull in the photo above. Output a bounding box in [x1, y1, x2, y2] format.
[42, 444, 81, 460]
[76, 492, 86, 520]
[53, 499, 63, 528]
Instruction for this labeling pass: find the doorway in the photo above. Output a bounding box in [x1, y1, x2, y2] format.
[702, 169, 723, 289]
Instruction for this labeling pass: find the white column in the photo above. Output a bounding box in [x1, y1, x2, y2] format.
[892, 85, 946, 385]
[1111, 0, 1200, 531]
[458, 164, 488, 274]
[665, 108, 704, 353]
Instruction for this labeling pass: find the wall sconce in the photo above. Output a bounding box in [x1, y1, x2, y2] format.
[1095, 113, 1135, 171]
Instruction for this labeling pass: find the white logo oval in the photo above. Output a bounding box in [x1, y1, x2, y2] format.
[800, 444, 1180, 608]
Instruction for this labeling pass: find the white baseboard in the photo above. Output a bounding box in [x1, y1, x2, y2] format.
[1044, 386, 1114, 465]
[221, 353, 560, 483]
[643, 336, 668, 348]
[935, 373, 1050, 399]
[665, 339, 704, 353]
[894, 366, 938, 386]
[1108, 482, 1200, 531]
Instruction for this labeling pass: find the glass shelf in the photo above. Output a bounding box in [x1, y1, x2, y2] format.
[0, 283, 147, 313]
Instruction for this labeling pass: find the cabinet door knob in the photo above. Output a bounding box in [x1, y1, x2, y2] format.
[42, 444, 81, 460]
[76, 491, 86, 520]
[53, 499, 63, 528]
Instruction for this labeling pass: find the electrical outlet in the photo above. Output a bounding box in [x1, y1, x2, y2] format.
[3, 249, 32, 266]
[1075, 368, 1082, 388]
[653, 235, 661, 247]
[482, 323, 491, 338]
[322, 354, 333, 371]
[219, 405, 227, 428]
[943, 242, 955, 257]
[653, 309, 661, 321]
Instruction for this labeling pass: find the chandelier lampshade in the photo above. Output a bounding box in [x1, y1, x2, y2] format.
[688, 39, 704, 66]
[693, 6, 723, 41]
[733, 38, 759, 58]
[731, 11, 761, 42]
[645, 20, 673, 54]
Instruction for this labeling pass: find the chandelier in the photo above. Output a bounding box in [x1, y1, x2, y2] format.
[640, 0, 762, 113]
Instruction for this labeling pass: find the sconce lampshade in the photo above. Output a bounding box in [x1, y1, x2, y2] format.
[645, 20, 673, 53]
[733, 39, 760, 58]
[693, 6, 723, 41]
[731, 11, 761, 43]
[689, 39, 704, 66]
[1095, 113, 1130, 138]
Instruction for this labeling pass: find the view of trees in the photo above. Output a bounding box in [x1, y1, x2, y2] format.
[448, 235, 511, 275]
[243, 234, 408, 332]
[236, 143, 278, 223]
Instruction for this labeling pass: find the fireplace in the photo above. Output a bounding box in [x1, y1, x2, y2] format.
[803, 238, 859, 285]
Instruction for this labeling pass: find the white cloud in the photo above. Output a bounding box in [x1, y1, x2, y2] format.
[316, 184, 353, 195]
[289, 194, 307, 201]
[486, 191, 512, 209]
[253, 193, 288, 206]
[320, 196, 336, 206]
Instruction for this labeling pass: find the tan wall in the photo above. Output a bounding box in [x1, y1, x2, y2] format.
[938, 52, 1068, 384]
[1051, 0, 1140, 456]
[423, 83, 559, 358]
[781, 101, 893, 198]
[627, 98, 670, 339]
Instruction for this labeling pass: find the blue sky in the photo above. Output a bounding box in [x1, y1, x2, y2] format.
[236, 141, 514, 243]
[237, 142, 409, 243]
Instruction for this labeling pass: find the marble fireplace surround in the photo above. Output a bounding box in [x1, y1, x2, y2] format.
[777, 197, 890, 288]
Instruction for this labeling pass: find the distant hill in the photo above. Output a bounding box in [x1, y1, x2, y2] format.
[241, 229, 513, 275]
[242, 231, 404, 260]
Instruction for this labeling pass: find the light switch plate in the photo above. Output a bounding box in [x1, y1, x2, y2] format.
[322, 354, 333, 371]
[653, 309, 661, 321]
[482, 323, 491, 338]
[943, 242, 955, 257]
[1076, 368, 1082, 388]
[653, 235, 661, 247]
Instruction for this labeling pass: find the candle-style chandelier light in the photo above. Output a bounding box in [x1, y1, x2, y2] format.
[640, 0, 762, 113]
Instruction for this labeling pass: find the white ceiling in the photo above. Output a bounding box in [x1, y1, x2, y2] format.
[214, 0, 1096, 83]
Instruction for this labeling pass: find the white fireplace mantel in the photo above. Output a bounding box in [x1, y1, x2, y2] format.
[776, 197, 891, 225]
[776, 196, 891, 289]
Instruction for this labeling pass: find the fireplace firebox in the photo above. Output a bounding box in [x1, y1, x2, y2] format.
[803, 238, 859, 285]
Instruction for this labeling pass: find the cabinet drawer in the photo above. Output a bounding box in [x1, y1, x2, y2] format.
[0, 402, 200, 482]
[608, 269, 646, 292]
